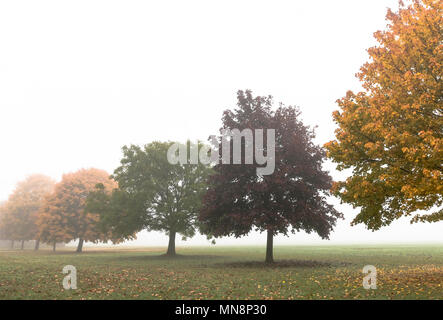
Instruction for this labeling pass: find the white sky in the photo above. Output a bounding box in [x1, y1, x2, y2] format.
[1, 0, 441, 247]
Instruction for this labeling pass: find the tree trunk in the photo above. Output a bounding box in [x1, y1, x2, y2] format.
[21, 240, 25, 250]
[166, 231, 176, 256]
[265, 229, 274, 263]
[34, 239, 40, 251]
[76, 238, 84, 253]
[10, 240, 14, 249]
[53, 241, 56, 252]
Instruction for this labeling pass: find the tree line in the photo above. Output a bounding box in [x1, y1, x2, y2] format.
[0, 91, 342, 263]
[0, 0, 441, 262]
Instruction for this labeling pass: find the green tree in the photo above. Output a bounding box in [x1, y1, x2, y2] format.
[88, 141, 212, 256]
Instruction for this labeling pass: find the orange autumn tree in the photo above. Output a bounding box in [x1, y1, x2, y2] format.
[0, 201, 14, 247]
[325, 0, 442, 230]
[0, 201, 13, 248]
[0, 175, 55, 250]
[38, 168, 117, 252]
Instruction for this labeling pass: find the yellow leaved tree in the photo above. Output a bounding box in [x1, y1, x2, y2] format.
[325, 0, 442, 229]
[37, 168, 118, 252]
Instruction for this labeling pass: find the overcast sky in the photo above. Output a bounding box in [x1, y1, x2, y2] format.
[1, 0, 441, 247]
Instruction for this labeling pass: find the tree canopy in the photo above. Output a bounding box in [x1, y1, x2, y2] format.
[0, 174, 55, 249]
[88, 141, 212, 256]
[325, 0, 442, 229]
[37, 168, 117, 252]
[200, 90, 342, 263]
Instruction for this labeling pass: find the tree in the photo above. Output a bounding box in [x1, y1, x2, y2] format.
[89, 141, 212, 256]
[0, 201, 14, 247]
[199, 90, 342, 263]
[0, 201, 10, 246]
[37, 168, 117, 252]
[0, 175, 55, 250]
[325, 0, 442, 229]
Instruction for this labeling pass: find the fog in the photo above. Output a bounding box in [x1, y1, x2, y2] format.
[1, 0, 441, 248]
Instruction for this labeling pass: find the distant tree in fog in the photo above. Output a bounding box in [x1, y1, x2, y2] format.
[0, 175, 55, 250]
[38, 168, 117, 252]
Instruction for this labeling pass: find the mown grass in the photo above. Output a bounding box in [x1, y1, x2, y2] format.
[0, 245, 442, 300]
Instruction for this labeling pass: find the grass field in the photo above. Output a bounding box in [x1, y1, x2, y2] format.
[0, 245, 442, 300]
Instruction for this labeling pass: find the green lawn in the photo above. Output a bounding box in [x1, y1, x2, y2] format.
[0, 245, 442, 300]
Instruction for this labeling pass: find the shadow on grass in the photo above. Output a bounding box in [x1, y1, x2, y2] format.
[217, 259, 352, 269]
[113, 253, 227, 262]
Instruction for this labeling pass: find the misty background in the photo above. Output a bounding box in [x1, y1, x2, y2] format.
[0, 0, 441, 247]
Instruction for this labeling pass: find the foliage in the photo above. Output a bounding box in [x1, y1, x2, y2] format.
[37, 168, 117, 250]
[0, 175, 55, 243]
[325, 0, 442, 229]
[200, 90, 342, 262]
[0, 201, 8, 240]
[88, 141, 212, 255]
